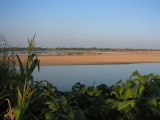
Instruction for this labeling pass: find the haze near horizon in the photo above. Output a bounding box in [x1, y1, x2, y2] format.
[0, 0, 159, 49]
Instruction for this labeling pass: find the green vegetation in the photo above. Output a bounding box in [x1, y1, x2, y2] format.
[1, 34, 160, 119]
[1, 46, 160, 53]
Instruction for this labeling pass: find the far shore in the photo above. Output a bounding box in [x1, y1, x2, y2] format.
[18, 51, 160, 66]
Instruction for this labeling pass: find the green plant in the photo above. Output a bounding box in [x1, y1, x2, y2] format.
[70, 82, 110, 120]
[0, 34, 40, 120]
[107, 71, 160, 119]
[13, 34, 40, 120]
[0, 34, 18, 119]
[2, 34, 160, 119]
[45, 95, 85, 120]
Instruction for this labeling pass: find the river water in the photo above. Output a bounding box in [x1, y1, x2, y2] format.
[33, 63, 160, 91]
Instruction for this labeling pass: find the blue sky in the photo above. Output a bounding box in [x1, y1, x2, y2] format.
[0, 0, 160, 48]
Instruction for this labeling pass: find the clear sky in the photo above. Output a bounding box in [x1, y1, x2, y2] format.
[0, 0, 160, 49]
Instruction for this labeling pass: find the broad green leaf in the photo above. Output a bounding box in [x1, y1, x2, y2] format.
[111, 91, 116, 95]
[17, 91, 22, 108]
[16, 55, 25, 79]
[111, 101, 119, 109]
[118, 100, 135, 111]
[28, 59, 40, 75]
[130, 84, 139, 98]
[116, 80, 124, 86]
[138, 76, 146, 84]
[116, 93, 121, 100]
[95, 90, 102, 96]
[118, 88, 125, 97]
[87, 91, 93, 96]
[150, 98, 157, 106]
[60, 96, 67, 106]
[45, 101, 56, 106]
[138, 84, 145, 96]
[45, 112, 56, 120]
[131, 79, 138, 84]
[13, 107, 20, 120]
[148, 95, 157, 106]
[111, 89, 119, 100]
[123, 80, 133, 89]
[131, 70, 140, 76]
[122, 105, 132, 113]
[123, 89, 132, 100]
[48, 104, 59, 112]
[144, 75, 150, 81]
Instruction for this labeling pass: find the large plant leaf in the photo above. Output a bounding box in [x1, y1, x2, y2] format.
[131, 70, 140, 76]
[111, 101, 119, 109]
[118, 88, 125, 97]
[13, 107, 20, 120]
[138, 76, 145, 84]
[16, 55, 25, 79]
[148, 95, 157, 106]
[116, 80, 124, 86]
[122, 105, 132, 113]
[45, 112, 56, 120]
[123, 80, 133, 89]
[130, 84, 139, 98]
[46, 101, 59, 112]
[118, 100, 135, 111]
[123, 89, 132, 100]
[46, 101, 56, 106]
[60, 96, 68, 106]
[138, 84, 145, 96]
[28, 59, 40, 76]
[50, 106, 59, 112]
[95, 90, 101, 97]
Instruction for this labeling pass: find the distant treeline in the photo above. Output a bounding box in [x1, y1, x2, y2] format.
[0, 47, 160, 52]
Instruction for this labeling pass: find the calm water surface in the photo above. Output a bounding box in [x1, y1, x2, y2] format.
[33, 63, 160, 91]
[0, 51, 133, 56]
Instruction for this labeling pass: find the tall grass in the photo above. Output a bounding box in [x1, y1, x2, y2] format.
[0, 34, 17, 119]
[0, 34, 40, 120]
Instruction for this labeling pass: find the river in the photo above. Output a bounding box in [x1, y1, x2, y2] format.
[33, 63, 160, 91]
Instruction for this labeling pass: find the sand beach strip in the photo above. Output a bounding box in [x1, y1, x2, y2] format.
[18, 51, 160, 66]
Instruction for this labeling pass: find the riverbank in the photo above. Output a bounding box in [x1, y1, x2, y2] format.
[18, 52, 160, 65]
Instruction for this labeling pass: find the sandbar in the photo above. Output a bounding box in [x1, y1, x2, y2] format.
[18, 51, 160, 65]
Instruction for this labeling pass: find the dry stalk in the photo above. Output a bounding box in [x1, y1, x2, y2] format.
[5, 99, 14, 120]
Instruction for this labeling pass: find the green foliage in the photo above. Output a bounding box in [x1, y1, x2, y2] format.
[45, 96, 85, 120]
[1, 34, 160, 119]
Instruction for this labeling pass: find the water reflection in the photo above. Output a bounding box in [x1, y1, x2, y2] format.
[0, 51, 131, 56]
[33, 63, 160, 91]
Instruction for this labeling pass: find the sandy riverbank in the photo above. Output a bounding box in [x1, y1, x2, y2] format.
[18, 52, 160, 65]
